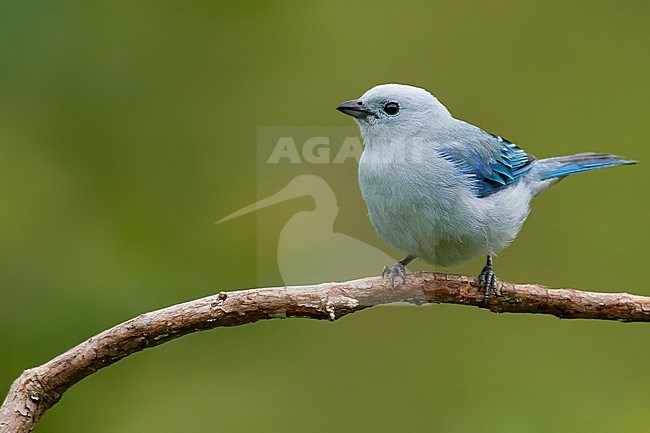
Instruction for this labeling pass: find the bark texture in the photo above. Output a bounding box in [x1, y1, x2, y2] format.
[1, 272, 648, 432]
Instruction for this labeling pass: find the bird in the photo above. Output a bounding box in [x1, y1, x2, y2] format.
[336, 83, 635, 300]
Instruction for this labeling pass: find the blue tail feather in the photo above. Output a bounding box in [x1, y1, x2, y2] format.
[537, 152, 636, 180]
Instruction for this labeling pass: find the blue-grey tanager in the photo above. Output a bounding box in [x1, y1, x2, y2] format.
[337, 84, 635, 300]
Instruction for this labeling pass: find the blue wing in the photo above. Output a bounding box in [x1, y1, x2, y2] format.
[439, 134, 535, 198]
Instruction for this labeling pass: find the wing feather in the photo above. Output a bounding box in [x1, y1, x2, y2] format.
[439, 134, 535, 198]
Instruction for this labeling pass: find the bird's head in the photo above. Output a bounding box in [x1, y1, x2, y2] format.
[337, 84, 452, 146]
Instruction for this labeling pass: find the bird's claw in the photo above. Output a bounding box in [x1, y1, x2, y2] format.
[478, 261, 500, 302]
[382, 262, 406, 289]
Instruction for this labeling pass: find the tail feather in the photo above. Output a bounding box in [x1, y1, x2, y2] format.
[536, 152, 636, 180]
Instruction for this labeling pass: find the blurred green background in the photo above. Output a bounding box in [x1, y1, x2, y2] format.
[1, 1, 648, 432]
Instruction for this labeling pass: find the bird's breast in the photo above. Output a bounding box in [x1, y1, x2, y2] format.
[358, 147, 478, 263]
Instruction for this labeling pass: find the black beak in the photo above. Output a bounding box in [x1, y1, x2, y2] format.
[336, 99, 373, 119]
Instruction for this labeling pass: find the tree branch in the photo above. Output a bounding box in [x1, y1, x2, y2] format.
[1, 272, 648, 432]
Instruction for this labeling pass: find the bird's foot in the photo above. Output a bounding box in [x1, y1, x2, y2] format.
[382, 262, 406, 289]
[478, 256, 500, 302]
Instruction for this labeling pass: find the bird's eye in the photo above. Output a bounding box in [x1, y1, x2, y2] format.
[383, 102, 400, 115]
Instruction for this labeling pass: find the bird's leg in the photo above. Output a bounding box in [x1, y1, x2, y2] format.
[478, 255, 499, 302]
[382, 255, 416, 289]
